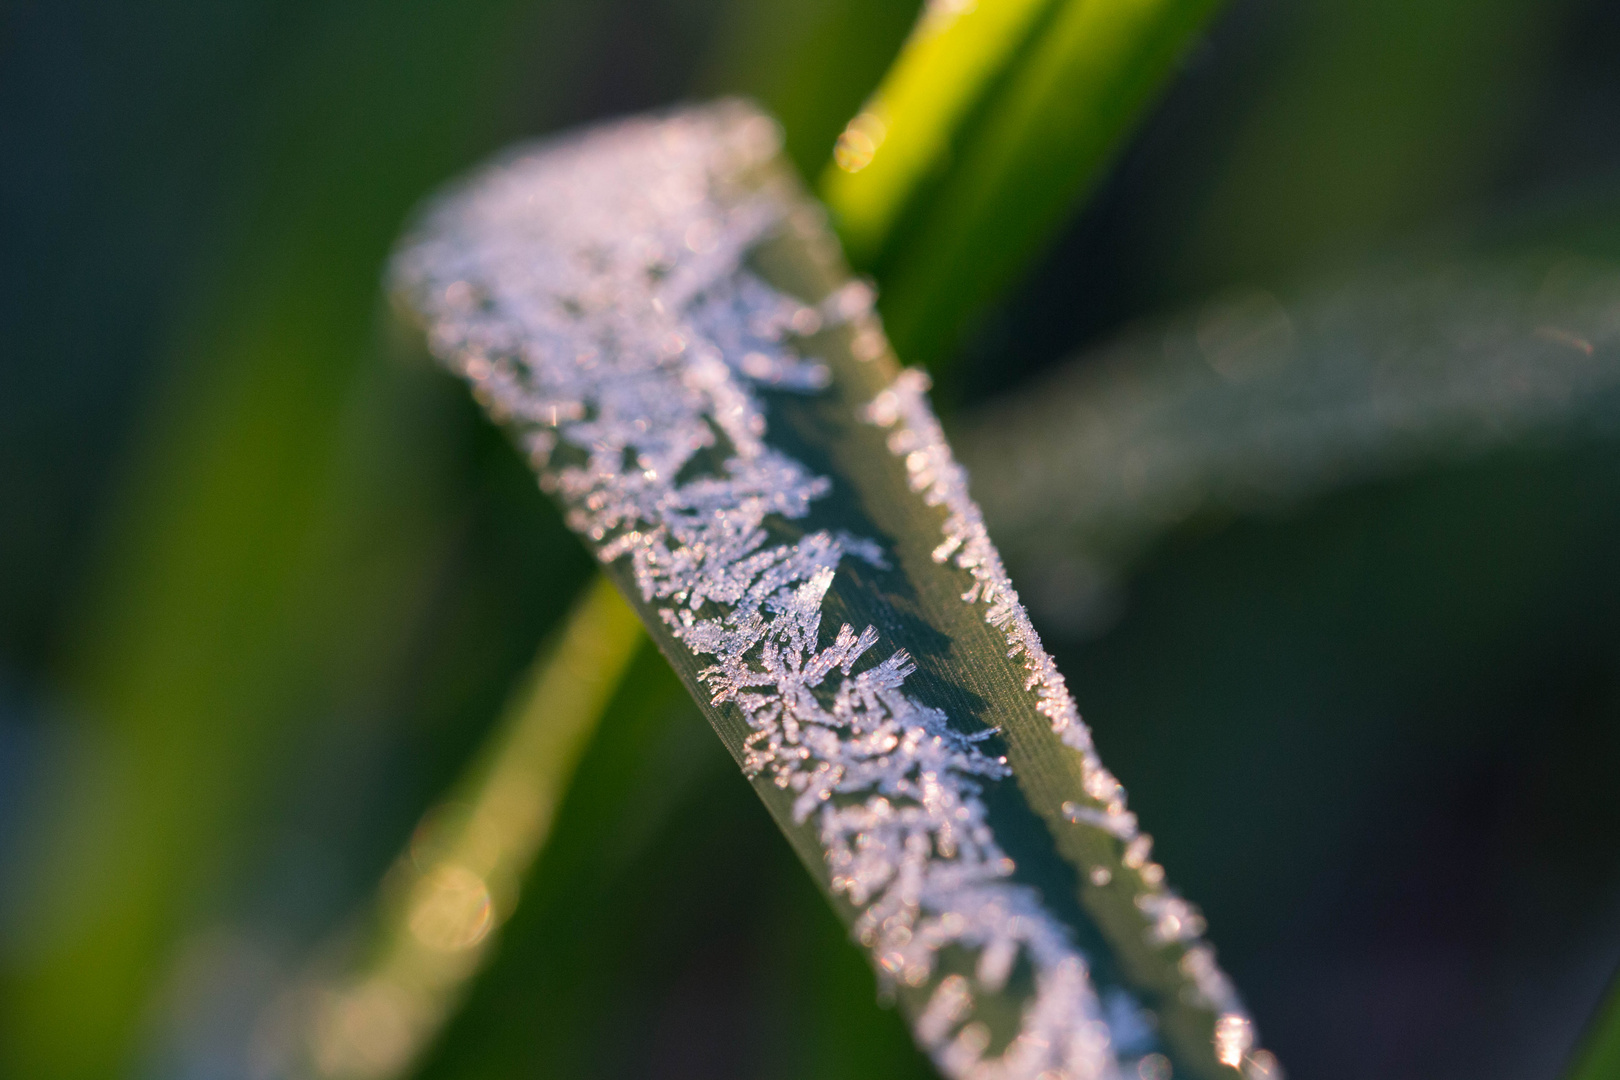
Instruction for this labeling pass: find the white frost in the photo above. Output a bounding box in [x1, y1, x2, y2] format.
[392, 100, 1263, 1080]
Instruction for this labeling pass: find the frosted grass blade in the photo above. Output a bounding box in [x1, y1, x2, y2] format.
[391, 100, 1275, 1080]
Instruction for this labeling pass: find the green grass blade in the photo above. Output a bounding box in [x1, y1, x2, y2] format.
[1170, 0, 1562, 292]
[283, 577, 640, 1080]
[700, 0, 925, 182]
[1567, 971, 1620, 1080]
[392, 100, 1274, 1080]
[409, 635, 937, 1080]
[872, 0, 1225, 372]
[817, 0, 1055, 266]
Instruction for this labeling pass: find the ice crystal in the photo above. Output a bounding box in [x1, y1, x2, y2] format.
[868, 367, 1252, 1026]
[392, 100, 1264, 1079]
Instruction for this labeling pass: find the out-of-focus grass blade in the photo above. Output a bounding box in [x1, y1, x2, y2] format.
[871, 0, 1224, 372]
[1568, 973, 1620, 1080]
[960, 259, 1620, 1073]
[1172, 0, 1562, 291]
[0, 3, 599, 1077]
[276, 578, 639, 1080]
[817, 0, 1054, 266]
[955, 261, 1620, 633]
[700, 0, 924, 181]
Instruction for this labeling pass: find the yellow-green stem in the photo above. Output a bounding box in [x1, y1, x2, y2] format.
[819, 0, 1056, 265]
[1567, 974, 1620, 1080]
[297, 577, 641, 1080]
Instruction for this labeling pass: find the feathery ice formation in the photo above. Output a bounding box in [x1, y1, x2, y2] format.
[392, 100, 1270, 1080]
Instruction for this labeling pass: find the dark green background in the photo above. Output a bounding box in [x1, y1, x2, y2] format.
[3, 1, 1619, 1078]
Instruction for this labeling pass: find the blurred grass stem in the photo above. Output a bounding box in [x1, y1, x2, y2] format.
[871, 0, 1223, 372]
[295, 577, 641, 1080]
[1568, 972, 1620, 1080]
[818, 0, 1053, 265]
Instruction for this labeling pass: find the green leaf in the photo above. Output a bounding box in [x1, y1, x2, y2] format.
[0, 5, 602, 1076]
[857, 0, 1225, 372]
[277, 577, 641, 1080]
[1568, 973, 1620, 1080]
[817, 0, 1056, 265]
[700, 0, 926, 181]
[391, 101, 1273, 1080]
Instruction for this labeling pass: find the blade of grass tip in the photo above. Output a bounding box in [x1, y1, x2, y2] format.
[392, 101, 1276, 1080]
[817, 0, 1056, 267]
[876, 0, 1225, 372]
[1567, 970, 1620, 1080]
[281, 576, 641, 1080]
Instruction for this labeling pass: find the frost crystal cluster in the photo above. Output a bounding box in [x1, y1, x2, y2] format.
[392, 101, 1266, 1080]
[866, 371, 1251, 1023]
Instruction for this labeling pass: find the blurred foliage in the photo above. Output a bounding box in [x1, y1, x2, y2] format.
[698, 0, 921, 179]
[3, 3, 597, 1077]
[817, 0, 1052, 264]
[1569, 978, 1620, 1080]
[954, 259, 1620, 1076]
[855, 0, 1226, 379]
[949, 0, 1615, 402]
[957, 260, 1620, 632]
[3, 0, 1620, 1078]
[287, 579, 642, 1080]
